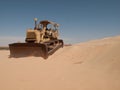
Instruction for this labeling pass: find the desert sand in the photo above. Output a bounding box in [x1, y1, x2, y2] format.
[0, 36, 120, 90]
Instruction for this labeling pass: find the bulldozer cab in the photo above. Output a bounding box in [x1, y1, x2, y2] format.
[36, 20, 59, 31]
[38, 20, 59, 40]
[26, 19, 59, 43]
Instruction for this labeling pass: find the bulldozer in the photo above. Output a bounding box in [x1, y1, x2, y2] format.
[9, 18, 64, 59]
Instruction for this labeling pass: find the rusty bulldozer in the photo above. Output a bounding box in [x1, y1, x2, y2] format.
[9, 18, 64, 59]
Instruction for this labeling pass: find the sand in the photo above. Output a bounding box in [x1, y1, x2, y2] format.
[0, 36, 120, 90]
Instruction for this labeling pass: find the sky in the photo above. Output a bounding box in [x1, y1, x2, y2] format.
[0, 0, 120, 46]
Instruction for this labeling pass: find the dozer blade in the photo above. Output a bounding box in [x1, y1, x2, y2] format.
[9, 39, 63, 59]
[9, 43, 48, 59]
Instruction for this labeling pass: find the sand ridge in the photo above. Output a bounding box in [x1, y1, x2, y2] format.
[0, 36, 120, 90]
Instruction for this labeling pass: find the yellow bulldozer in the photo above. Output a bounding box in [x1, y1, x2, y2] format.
[9, 18, 63, 59]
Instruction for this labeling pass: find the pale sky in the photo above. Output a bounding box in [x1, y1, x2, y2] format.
[0, 0, 120, 46]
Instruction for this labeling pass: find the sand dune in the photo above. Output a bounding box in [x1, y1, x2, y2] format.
[0, 36, 120, 90]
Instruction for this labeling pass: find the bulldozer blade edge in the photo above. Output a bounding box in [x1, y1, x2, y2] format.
[9, 43, 48, 59]
[9, 39, 63, 59]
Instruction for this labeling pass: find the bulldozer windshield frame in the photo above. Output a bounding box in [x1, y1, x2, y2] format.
[39, 20, 59, 30]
